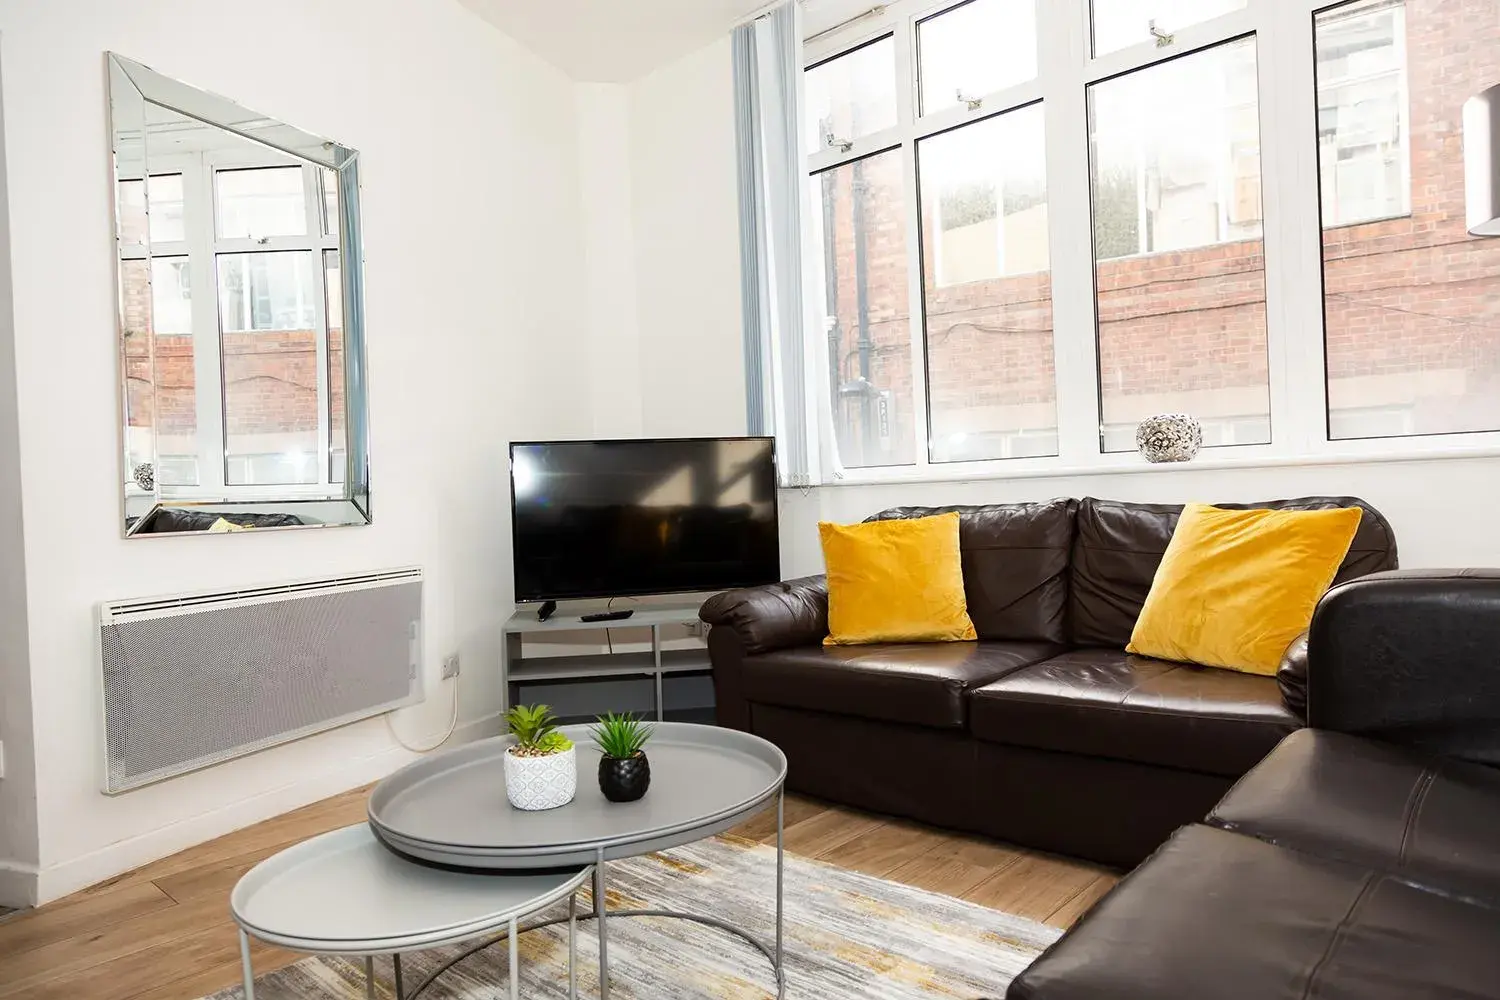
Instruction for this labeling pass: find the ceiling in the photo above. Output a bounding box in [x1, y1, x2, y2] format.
[457, 0, 873, 83]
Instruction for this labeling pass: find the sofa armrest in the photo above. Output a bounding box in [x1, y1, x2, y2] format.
[699, 577, 828, 733]
[699, 576, 829, 655]
[1276, 631, 1309, 720]
[1307, 569, 1500, 764]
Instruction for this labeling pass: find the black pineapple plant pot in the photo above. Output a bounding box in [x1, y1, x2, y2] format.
[592, 712, 654, 803]
[598, 752, 651, 802]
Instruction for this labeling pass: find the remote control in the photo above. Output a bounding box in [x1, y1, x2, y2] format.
[580, 610, 635, 623]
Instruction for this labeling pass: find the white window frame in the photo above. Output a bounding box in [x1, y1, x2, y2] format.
[803, 0, 1500, 486]
[128, 149, 341, 501]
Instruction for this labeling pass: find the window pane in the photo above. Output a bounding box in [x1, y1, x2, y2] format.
[215, 166, 307, 240]
[217, 251, 318, 485]
[806, 37, 898, 151]
[326, 251, 346, 483]
[1092, 0, 1246, 56]
[1319, 0, 1500, 439]
[918, 0, 1037, 116]
[148, 175, 186, 243]
[1317, 1, 1409, 226]
[1090, 38, 1270, 451]
[150, 257, 192, 335]
[919, 105, 1057, 462]
[120, 258, 197, 486]
[815, 149, 916, 467]
[117, 174, 185, 246]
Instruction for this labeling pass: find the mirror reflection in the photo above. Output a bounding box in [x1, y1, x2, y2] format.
[109, 53, 369, 536]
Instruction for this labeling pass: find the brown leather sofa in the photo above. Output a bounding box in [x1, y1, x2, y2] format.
[700, 496, 1398, 867]
[1010, 570, 1500, 999]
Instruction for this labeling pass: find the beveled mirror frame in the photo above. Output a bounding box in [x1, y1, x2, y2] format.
[108, 53, 370, 537]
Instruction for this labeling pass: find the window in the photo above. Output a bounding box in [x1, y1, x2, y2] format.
[1316, 0, 1408, 227]
[215, 166, 308, 239]
[798, 0, 1500, 484]
[805, 37, 898, 151]
[917, 0, 1037, 116]
[1091, 0, 1247, 56]
[919, 104, 1057, 461]
[1090, 38, 1271, 451]
[814, 148, 915, 468]
[1318, 0, 1500, 440]
[123, 151, 340, 494]
[118, 174, 185, 246]
[325, 250, 346, 483]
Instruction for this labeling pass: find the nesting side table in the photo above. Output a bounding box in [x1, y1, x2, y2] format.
[230, 824, 590, 1000]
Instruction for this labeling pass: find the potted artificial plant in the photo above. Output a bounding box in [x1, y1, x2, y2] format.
[503, 704, 576, 811]
[591, 712, 654, 803]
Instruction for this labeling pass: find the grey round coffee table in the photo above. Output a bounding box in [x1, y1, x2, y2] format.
[231, 824, 591, 1000]
[368, 722, 788, 998]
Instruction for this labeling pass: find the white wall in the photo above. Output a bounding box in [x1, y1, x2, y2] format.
[577, 83, 645, 438]
[0, 0, 590, 904]
[627, 37, 747, 438]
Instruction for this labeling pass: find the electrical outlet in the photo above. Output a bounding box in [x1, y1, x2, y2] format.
[441, 654, 461, 680]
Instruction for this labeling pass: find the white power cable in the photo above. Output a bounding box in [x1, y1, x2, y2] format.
[385, 672, 460, 753]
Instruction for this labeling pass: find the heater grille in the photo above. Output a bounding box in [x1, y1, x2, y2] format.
[99, 569, 422, 793]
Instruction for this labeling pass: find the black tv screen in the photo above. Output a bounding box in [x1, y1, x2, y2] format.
[510, 437, 780, 602]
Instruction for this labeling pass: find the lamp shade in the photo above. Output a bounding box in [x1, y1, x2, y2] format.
[1464, 83, 1500, 236]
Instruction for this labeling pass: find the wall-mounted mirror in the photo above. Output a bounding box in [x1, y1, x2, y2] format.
[108, 53, 370, 536]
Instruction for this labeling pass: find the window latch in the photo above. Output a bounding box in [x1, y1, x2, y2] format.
[1149, 19, 1174, 48]
[826, 134, 854, 153]
[956, 90, 984, 112]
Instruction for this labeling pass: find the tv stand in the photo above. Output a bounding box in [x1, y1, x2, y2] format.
[500, 605, 711, 722]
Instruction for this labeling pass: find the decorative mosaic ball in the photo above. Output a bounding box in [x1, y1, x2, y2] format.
[1136, 414, 1203, 464]
[132, 462, 155, 491]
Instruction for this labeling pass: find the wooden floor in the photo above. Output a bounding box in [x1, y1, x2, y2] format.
[0, 788, 1117, 1000]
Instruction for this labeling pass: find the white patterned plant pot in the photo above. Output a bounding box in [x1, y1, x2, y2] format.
[1136, 413, 1203, 464]
[504, 745, 577, 811]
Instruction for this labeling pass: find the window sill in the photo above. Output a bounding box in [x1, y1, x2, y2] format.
[819, 439, 1500, 488]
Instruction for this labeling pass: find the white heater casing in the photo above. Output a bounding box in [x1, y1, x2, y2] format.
[98, 568, 423, 793]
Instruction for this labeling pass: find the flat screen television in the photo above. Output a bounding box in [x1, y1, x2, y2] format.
[510, 437, 780, 603]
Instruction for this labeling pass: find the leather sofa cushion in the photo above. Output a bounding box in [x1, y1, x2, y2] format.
[1068, 496, 1399, 648]
[1208, 729, 1500, 905]
[969, 649, 1298, 776]
[1009, 824, 1500, 1000]
[739, 641, 1063, 730]
[868, 500, 1076, 643]
[136, 508, 307, 533]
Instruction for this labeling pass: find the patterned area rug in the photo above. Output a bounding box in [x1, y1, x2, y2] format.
[210, 836, 1062, 1000]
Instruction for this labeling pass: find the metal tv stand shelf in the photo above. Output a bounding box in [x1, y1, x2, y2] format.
[501, 606, 709, 722]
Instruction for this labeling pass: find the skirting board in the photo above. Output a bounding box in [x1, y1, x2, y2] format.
[29, 711, 502, 906]
[0, 860, 39, 910]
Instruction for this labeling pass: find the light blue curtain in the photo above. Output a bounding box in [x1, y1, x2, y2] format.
[734, 2, 814, 487]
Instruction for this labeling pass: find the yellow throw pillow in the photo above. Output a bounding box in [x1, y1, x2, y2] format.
[820, 513, 977, 646]
[1127, 503, 1362, 675]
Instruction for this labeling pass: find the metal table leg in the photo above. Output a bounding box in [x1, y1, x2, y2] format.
[569, 889, 579, 1000]
[364, 956, 376, 1000]
[509, 917, 519, 1000]
[776, 786, 785, 983]
[239, 929, 256, 1000]
[595, 849, 610, 999]
[393, 953, 406, 1000]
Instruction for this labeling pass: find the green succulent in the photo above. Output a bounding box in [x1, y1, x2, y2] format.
[590, 712, 654, 759]
[506, 704, 573, 756]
